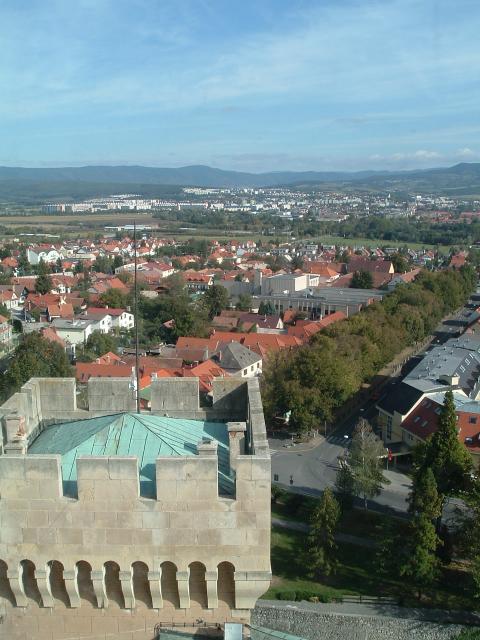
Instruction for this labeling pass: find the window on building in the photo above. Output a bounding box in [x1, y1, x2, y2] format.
[386, 424, 392, 440]
[251, 366, 254, 372]
[408, 433, 413, 441]
[469, 416, 478, 424]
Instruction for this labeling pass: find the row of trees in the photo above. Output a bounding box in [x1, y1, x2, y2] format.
[262, 265, 477, 433]
[306, 394, 479, 600]
[380, 390, 474, 598]
[307, 419, 388, 577]
[317, 215, 480, 247]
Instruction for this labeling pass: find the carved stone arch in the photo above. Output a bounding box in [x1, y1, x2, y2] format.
[76, 561, 96, 606]
[20, 559, 42, 606]
[188, 561, 207, 609]
[160, 561, 180, 609]
[217, 561, 235, 608]
[104, 561, 124, 608]
[0, 560, 15, 606]
[132, 561, 152, 608]
[47, 560, 69, 607]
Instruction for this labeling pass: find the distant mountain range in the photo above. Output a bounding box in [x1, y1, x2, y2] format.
[0, 164, 387, 188]
[1, 162, 480, 202]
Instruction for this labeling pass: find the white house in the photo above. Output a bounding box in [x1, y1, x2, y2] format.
[79, 309, 113, 334]
[27, 246, 64, 265]
[51, 318, 94, 346]
[108, 308, 135, 331]
[0, 289, 20, 310]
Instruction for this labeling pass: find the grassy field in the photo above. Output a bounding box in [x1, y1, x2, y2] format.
[264, 525, 475, 611]
[268, 491, 475, 610]
[0, 212, 453, 251]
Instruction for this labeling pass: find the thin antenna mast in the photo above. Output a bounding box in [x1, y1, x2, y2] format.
[133, 221, 140, 413]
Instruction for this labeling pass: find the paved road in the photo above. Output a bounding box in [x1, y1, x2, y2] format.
[270, 304, 473, 516]
[271, 432, 411, 515]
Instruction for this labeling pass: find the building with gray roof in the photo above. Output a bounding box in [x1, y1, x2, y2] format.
[214, 342, 262, 377]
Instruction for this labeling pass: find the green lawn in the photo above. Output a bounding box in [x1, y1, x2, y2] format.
[272, 495, 404, 538]
[265, 524, 477, 611]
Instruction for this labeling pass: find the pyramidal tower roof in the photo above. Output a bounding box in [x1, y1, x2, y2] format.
[28, 413, 233, 497]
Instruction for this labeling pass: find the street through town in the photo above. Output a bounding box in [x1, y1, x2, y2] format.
[269, 303, 475, 516]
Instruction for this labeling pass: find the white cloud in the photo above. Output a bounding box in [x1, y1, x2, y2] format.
[1, 0, 480, 118]
[456, 147, 479, 159]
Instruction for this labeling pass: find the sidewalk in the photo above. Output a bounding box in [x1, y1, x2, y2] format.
[269, 435, 324, 453]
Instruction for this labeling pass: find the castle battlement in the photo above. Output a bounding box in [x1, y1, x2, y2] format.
[0, 376, 271, 637]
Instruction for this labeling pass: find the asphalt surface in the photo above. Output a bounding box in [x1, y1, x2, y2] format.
[270, 304, 473, 516]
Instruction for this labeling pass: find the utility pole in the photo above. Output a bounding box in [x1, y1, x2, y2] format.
[133, 221, 140, 413]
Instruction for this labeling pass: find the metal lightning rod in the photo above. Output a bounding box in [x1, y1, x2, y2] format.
[133, 221, 140, 413]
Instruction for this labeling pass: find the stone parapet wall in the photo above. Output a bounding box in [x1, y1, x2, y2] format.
[0, 377, 271, 632]
[252, 601, 469, 640]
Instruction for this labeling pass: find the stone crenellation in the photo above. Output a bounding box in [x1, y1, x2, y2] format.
[0, 376, 271, 639]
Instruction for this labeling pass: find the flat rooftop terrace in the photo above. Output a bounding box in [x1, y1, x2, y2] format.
[28, 412, 233, 498]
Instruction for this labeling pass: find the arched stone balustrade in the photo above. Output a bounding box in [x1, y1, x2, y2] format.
[0, 558, 269, 612]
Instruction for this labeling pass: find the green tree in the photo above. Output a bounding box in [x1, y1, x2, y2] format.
[334, 463, 355, 510]
[261, 337, 360, 434]
[305, 488, 340, 578]
[0, 303, 10, 320]
[408, 467, 442, 521]
[290, 255, 304, 271]
[112, 255, 123, 270]
[0, 270, 11, 285]
[98, 288, 129, 309]
[202, 284, 230, 319]
[351, 270, 374, 289]
[84, 330, 119, 357]
[165, 272, 186, 296]
[35, 259, 51, 277]
[0, 332, 73, 401]
[390, 253, 409, 273]
[416, 390, 472, 503]
[93, 255, 114, 274]
[17, 249, 32, 275]
[35, 272, 53, 294]
[258, 300, 276, 316]
[348, 419, 388, 509]
[139, 289, 209, 345]
[235, 293, 253, 312]
[399, 514, 440, 599]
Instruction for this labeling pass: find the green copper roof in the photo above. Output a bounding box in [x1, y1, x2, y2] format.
[28, 413, 233, 498]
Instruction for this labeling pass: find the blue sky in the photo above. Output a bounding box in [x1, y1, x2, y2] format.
[1, 0, 479, 172]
